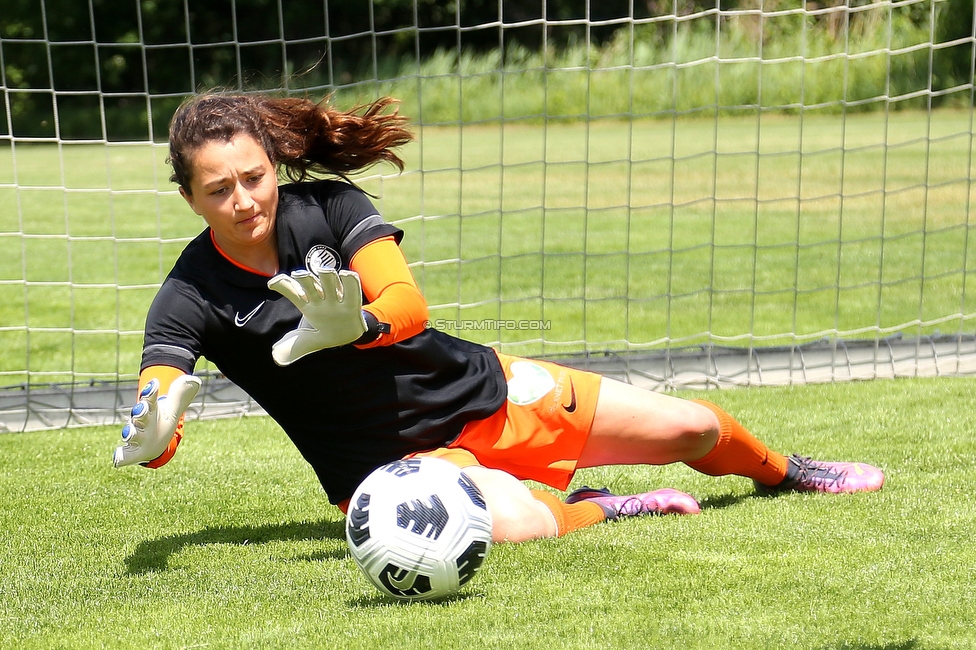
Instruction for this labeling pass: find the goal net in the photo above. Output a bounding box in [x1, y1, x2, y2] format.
[1, 0, 974, 431]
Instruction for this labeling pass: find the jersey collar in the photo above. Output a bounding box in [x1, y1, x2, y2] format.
[209, 230, 275, 278]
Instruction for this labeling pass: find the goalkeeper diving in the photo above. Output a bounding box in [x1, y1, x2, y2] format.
[115, 91, 884, 544]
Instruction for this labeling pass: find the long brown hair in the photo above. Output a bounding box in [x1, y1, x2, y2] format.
[167, 93, 414, 192]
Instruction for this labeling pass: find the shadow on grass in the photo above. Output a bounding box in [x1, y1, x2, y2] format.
[348, 589, 485, 609]
[125, 518, 347, 575]
[699, 486, 860, 510]
[697, 488, 793, 510]
[697, 492, 753, 510]
[818, 639, 939, 650]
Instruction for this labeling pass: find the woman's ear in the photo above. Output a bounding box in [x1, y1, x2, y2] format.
[179, 186, 200, 215]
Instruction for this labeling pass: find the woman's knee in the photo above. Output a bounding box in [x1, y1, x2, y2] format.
[676, 399, 722, 459]
[683, 399, 722, 437]
[461, 466, 557, 543]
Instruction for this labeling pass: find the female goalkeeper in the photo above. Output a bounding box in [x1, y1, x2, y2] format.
[113, 92, 884, 543]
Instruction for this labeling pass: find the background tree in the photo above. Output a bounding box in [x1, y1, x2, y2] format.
[0, 0, 966, 140]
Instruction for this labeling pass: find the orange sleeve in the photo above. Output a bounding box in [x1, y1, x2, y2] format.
[350, 236, 429, 348]
[137, 365, 189, 469]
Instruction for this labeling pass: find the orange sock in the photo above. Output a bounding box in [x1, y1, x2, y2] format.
[685, 400, 789, 486]
[531, 490, 608, 537]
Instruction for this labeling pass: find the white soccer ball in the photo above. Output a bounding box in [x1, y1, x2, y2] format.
[345, 457, 493, 601]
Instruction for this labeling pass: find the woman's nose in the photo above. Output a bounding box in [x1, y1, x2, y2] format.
[233, 185, 254, 211]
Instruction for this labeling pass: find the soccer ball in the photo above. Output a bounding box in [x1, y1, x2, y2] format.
[345, 457, 493, 601]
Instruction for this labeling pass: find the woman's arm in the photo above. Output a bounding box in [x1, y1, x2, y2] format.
[351, 236, 429, 348]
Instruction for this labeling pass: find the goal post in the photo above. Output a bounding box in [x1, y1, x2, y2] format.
[1, 0, 974, 431]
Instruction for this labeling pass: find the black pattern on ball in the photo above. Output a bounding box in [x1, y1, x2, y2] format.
[456, 540, 489, 586]
[396, 494, 449, 539]
[458, 473, 488, 510]
[382, 458, 422, 477]
[347, 492, 371, 547]
[378, 564, 434, 598]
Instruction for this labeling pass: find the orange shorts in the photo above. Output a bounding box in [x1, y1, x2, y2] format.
[410, 352, 602, 490]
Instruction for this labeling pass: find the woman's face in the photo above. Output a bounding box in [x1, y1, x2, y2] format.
[179, 134, 279, 255]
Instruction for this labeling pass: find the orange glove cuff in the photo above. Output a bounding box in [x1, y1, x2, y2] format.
[141, 417, 184, 469]
[137, 364, 190, 469]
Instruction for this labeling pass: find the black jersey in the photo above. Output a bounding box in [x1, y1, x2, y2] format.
[142, 180, 507, 503]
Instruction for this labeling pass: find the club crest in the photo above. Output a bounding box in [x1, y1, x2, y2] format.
[305, 244, 341, 274]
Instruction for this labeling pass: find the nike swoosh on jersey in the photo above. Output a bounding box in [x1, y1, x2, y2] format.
[234, 302, 264, 327]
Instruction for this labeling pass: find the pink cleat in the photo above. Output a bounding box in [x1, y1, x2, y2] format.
[756, 454, 885, 494]
[565, 486, 701, 519]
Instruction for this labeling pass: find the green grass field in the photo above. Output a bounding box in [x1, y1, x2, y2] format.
[1, 109, 974, 386]
[1, 376, 974, 649]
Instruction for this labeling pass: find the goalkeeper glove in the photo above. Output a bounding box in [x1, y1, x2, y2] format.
[267, 268, 368, 366]
[113, 374, 202, 468]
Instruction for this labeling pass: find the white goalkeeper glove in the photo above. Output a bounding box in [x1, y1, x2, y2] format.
[267, 268, 368, 366]
[113, 374, 202, 468]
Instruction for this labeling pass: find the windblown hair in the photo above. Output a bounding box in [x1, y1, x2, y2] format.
[167, 93, 414, 192]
